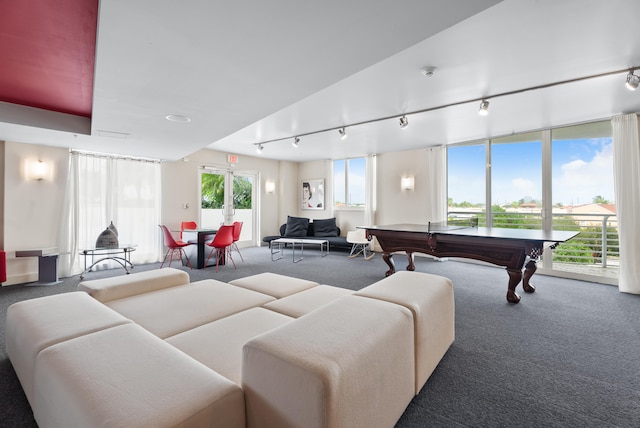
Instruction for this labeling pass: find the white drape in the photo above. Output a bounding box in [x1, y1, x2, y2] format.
[58, 152, 162, 277]
[364, 154, 376, 226]
[611, 113, 640, 294]
[425, 146, 447, 223]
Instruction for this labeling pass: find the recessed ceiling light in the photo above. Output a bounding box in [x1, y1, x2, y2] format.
[420, 66, 436, 77]
[165, 114, 191, 123]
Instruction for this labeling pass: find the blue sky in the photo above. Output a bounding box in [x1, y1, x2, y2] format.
[448, 138, 615, 206]
[334, 158, 366, 205]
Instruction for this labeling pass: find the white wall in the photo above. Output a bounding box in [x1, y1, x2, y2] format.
[376, 149, 431, 225]
[296, 159, 369, 236]
[3, 142, 69, 285]
[161, 148, 287, 245]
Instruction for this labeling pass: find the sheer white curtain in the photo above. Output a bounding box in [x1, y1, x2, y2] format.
[612, 113, 640, 294]
[425, 146, 447, 223]
[58, 152, 162, 277]
[364, 154, 377, 226]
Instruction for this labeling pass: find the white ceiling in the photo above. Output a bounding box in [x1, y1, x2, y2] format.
[2, 0, 640, 162]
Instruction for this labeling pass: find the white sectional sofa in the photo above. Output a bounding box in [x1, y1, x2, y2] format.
[6, 268, 454, 428]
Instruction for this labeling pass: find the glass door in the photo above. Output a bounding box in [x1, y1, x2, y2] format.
[200, 168, 257, 246]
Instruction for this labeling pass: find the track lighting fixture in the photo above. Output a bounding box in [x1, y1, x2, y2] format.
[256, 144, 264, 154]
[399, 115, 408, 129]
[292, 137, 300, 148]
[626, 70, 640, 91]
[478, 100, 490, 116]
[251, 66, 640, 150]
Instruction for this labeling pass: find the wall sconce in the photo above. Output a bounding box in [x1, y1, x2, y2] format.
[265, 180, 276, 194]
[27, 159, 50, 181]
[401, 176, 415, 191]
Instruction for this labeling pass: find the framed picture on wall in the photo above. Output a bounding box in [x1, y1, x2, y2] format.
[301, 179, 324, 210]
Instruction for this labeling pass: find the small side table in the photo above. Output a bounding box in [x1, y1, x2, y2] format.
[15, 248, 61, 286]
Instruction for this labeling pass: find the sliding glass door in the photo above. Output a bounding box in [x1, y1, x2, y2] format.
[200, 168, 258, 246]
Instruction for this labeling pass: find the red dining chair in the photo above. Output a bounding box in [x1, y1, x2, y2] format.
[231, 221, 244, 261]
[159, 225, 192, 269]
[180, 221, 197, 240]
[204, 224, 236, 272]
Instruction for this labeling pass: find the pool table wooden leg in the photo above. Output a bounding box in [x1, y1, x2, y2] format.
[506, 268, 523, 304]
[406, 252, 416, 272]
[522, 259, 537, 293]
[382, 252, 396, 277]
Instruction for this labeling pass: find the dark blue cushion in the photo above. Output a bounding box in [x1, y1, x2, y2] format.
[284, 216, 309, 237]
[313, 218, 338, 237]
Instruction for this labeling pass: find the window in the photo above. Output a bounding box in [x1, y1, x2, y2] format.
[333, 157, 366, 208]
[491, 132, 542, 229]
[447, 121, 617, 281]
[447, 143, 486, 223]
[59, 152, 162, 276]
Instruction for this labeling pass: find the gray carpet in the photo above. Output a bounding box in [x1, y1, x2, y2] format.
[1, 246, 639, 427]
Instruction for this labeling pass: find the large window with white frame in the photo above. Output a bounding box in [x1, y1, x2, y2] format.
[447, 121, 617, 282]
[334, 157, 366, 209]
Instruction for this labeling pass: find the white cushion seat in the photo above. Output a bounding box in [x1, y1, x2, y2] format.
[356, 270, 455, 393]
[263, 284, 354, 318]
[242, 295, 415, 428]
[34, 323, 245, 428]
[5, 291, 131, 403]
[167, 307, 293, 385]
[229, 272, 318, 298]
[106, 279, 275, 339]
[77, 267, 190, 302]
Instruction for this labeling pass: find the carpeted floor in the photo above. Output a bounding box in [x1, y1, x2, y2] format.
[1, 246, 639, 427]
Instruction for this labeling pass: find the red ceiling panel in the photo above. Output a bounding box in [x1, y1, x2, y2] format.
[0, 0, 98, 118]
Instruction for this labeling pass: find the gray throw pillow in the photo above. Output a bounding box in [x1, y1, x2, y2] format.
[313, 218, 338, 237]
[284, 216, 309, 237]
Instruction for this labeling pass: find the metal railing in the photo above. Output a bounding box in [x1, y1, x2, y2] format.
[448, 210, 619, 274]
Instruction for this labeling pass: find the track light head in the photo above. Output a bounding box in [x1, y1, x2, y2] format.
[478, 99, 490, 116]
[339, 127, 347, 140]
[399, 115, 408, 129]
[626, 70, 640, 91]
[256, 144, 264, 154]
[292, 137, 300, 148]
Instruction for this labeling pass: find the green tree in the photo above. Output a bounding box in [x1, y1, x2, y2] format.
[232, 177, 252, 209]
[201, 173, 225, 209]
[593, 195, 610, 204]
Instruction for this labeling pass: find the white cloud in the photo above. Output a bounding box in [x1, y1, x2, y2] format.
[555, 143, 614, 205]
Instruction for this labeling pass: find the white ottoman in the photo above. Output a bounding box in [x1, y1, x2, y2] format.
[6, 292, 131, 404]
[263, 284, 354, 318]
[356, 270, 455, 393]
[229, 272, 318, 298]
[34, 323, 245, 428]
[243, 295, 415, 428]
[77, 267, 190, 302]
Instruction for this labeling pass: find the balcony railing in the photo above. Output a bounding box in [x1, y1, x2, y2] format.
[448, 210, 619, 279]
